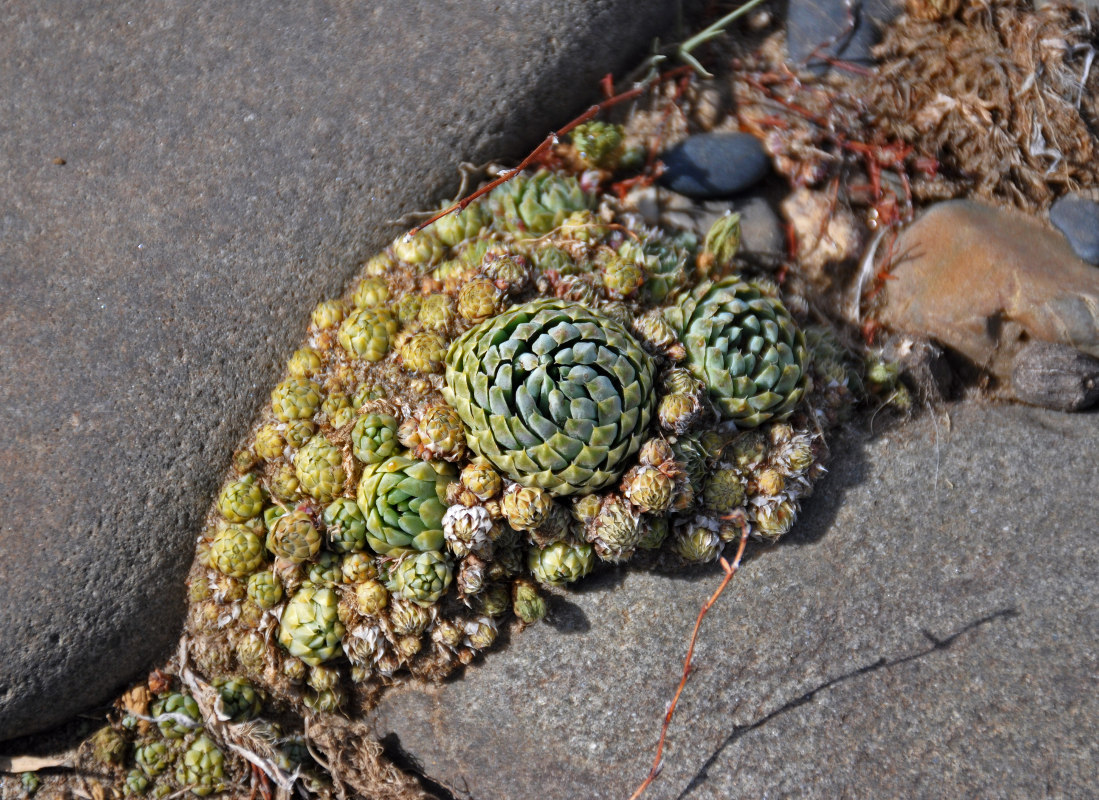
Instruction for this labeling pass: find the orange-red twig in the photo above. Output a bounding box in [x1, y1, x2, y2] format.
[628, 515, 750, 800]
[408, 65, 694, 237]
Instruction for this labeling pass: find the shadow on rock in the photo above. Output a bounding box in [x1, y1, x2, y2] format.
[675, 606, 1020, 799]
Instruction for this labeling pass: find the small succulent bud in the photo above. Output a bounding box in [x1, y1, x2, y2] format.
[352, 277, 390, 309]
[699, 212, 742, 274]
[401, 331, 448, 374]
[388, 595, 431, 637]
[673, 523, 724, 564]
[255, 424, 285, 461]
[323, 497, 368, 553]
[431, 201, 489, 246]
[271, 377, 322, 422]
[395, 634, 423, 661]
[419, 293, 457, 332]
[528, 540, 595, 585]
[601, 255, 644, 299]
[339, 307, 399, 363]
[659, 392, 704, 434]
[443, 504, 494, 559]
[389, 550, 454, 606]
[233, 447, 259, 475]
[477, 583, 511, 618]
[235, 631, 267, 674]
[569, 120, 626, 170]
[586, 494, 642, 562]
[752, 499, 797, 541]
[278, 585, 346, 666]
[151, 693, 200, 739]
[282, 656, 308, 683]
[90, 725, 126, 765]
[571, 493, 603, 526]
[214, 677, 262, 721]
[176, 734, 225, 797]
[351, 412, 400, 464]
[633, 308, 684, 359]
[457, 555, 488, 598]
[637, 514, 669, 550]
[311, 299, 347, 330]
[394, 230, 445, 265]
[21, 772, 42, 796]
[307, 550, 342, 586]
[701, 468, 747, 513]
[246, 570, 283, 609]
[755, 468, 786, 497]
[458, 277, 505, 324]
[287, 347, 323, 378]
[341, 551, 376, 583]
[355, 579, 389, 615]
[501, 484, 553, 532]
[415, 405, 467, 462]
[284, 419, 315, 448]
[306, 664, 341, 693]
[638, 438, 675, 468]
[295, 435, 347, 503]
[621, 465, 675, 514]
[432, 618, 465, 650]
[125, 768, 149, 794]
[480, 252, 531, 293]
[461, 462, 502, 500]
[729, 430, 768, 470]
[303, 687, 344, 714]
[267, 509, 321, 564]
[512, 579, 547, 624]
[463, 616, 498, 650]
[396, 293, 424, 325]
[209, 523, 266, 579]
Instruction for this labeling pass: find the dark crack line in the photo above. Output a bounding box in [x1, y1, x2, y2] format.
[675, 607, 1019, 799]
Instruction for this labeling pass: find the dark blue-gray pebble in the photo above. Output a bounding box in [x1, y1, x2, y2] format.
[658, 132, 771, 199]
[1050, 193, 1099, 265]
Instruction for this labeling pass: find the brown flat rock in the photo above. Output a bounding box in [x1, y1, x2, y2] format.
[879, 200, 1099, 379]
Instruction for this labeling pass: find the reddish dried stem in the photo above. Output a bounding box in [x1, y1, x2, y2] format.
[408, 65, 695, 236]
[628, 516, 750, 800]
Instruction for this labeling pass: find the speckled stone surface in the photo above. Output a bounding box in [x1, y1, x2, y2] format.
[0, 0, 692, 740]
[371, 401, 1099, 798]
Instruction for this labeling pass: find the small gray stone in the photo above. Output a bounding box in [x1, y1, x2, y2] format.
[1012, 341, 1099, 411]
[1050, 193, 1099, 265]
[657, 132, 770, 198]
[786, 0, 903, 69]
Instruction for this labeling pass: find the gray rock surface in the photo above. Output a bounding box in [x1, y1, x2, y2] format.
[371, 402, 1099, 798]
[0, 0, 693, 740]
[658, 132, 771, 198]
[786, 0, 902, 68]
[1050, 193, 1099, 265]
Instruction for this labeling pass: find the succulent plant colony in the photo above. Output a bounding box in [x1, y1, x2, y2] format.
[177, 155, 856, 716]
[39, 125, 860, 798]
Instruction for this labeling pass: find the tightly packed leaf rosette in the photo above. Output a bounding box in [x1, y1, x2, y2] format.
[278, 585, 345, 666]
[444, 298, 656, 496]
[666, 278, 808, 427]
[356, 455, 457, 555]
